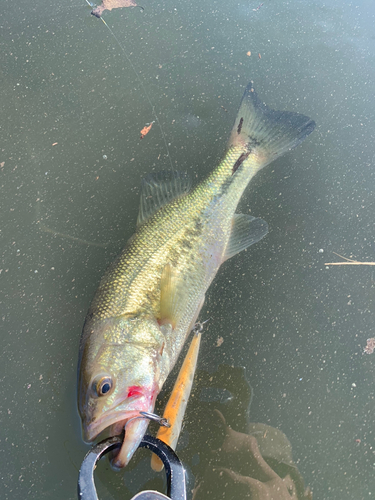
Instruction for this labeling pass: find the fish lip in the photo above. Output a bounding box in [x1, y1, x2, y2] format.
[83, 408, 142, 443]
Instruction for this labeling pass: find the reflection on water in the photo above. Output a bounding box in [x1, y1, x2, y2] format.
[188, 366, 312, 499]
[192, 411, 312, 500]
[1, 0, 375, 498]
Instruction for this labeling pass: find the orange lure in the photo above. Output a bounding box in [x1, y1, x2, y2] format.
[151, 329, 202, 471]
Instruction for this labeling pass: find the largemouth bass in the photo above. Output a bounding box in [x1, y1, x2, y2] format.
[78, 82, 315, 468]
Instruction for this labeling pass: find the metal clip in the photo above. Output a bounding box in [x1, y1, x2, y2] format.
[78, 435, 187, 500]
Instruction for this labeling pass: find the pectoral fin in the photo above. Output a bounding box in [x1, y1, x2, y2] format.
[159, 263, 186, 329]
[223, 214, 268, 262]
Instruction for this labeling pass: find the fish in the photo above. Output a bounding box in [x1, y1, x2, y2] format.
[77, 81, 315, 468]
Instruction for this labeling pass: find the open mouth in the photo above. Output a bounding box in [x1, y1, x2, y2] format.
[87, 410, 155, 468]
[83, 410, 152, 468]
[81, 380, 161, 467]
[83, 388, 159, 467]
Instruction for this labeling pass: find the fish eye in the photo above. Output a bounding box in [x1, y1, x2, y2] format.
[92, 376, 113, 397]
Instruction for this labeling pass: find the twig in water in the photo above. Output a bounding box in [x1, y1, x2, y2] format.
[325, 252, 375, 266]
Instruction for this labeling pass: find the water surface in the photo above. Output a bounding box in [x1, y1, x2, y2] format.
[1, 0, 375, 498]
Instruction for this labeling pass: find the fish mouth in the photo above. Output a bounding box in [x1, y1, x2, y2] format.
[84, 407, 144, 443]
[84, 384, 159, 443]
[83, 386, 159, 467]
[85, 410, 153, 468]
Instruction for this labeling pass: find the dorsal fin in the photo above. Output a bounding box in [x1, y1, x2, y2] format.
[223, 214, 268, 262]
[137, 170, 191, 226]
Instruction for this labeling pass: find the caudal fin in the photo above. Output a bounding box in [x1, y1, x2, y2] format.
[229, 82, 315, 167]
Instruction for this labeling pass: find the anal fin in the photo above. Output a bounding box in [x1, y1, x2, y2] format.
[223, 214, 268, 262]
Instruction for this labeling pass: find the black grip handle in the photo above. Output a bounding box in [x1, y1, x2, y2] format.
[78, 435, 187, 500]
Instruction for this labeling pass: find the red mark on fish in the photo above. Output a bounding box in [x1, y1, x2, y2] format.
[127, 386, 144, 398]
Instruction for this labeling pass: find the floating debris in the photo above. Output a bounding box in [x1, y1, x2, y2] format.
[325, 252, 375, 266]
[216, 336, 224, 347]
[363, 338, 375, 355]
[91, 0, 137, 19]
[140, 121, 154, 139]
[253, 2, 264, 11]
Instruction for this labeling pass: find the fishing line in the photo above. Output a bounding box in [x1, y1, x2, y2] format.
[85, 0, 173, 169]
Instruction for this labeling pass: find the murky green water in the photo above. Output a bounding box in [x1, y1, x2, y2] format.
[1, 0, 375, 498]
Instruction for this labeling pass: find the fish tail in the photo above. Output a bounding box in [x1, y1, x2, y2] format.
[229, 82, 316, 170]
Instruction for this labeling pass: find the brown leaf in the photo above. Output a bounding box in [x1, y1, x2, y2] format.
[140, 121, 154, 139]
[91, 0, 137, 18]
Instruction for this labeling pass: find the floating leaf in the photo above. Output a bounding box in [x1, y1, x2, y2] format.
[364, 338, 375, 355]
[91, 0, 137, 18]
[140, 121, 154, 139]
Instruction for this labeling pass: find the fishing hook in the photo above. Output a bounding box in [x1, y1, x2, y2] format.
[124, 411, 171, 431]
